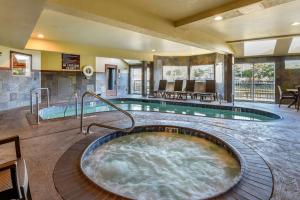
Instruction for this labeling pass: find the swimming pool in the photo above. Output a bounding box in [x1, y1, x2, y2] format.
[39, 98, 281, 121]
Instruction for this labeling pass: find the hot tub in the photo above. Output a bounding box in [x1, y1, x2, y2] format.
[80, 125, 244, 200]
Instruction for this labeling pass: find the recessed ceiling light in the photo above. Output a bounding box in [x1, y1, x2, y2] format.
[214, 16, 223, 21]
[152, 49, 156, 52]
[292, 22, 300, 26]
[37, 34, 44, 39]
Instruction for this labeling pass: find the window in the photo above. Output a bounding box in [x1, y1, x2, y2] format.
[10, 51, 32, 76]
[234, 63, 275, 102]
[244, 39, 276, 56]
[285, 60, 300, 69]
[288, 37, 300, 53]
[190, 64, 214, 81]
[162, 66, 188, 82]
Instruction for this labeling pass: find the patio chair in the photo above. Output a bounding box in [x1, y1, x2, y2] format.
[278, 85, 297, 108]
[177, 80, 196, 100]
[198, 80, 217, 102]
[152, 80, 167, 98]
[165, 80, 183, 99]
[0, 136, 31, 200]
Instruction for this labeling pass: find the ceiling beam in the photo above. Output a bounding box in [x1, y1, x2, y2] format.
[227, 33, 300, 43]
[274, 38, 293, 55]
[174, 0, 262, 27]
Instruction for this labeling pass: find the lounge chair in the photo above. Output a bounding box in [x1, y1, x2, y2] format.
[0, 136, 31, 200]
[152, 80, 167, 98]
[197, 80, 217, 102]
[278, 85, 297, 108]
[165, 80, 183, 99]
[177, 80, 196, 100]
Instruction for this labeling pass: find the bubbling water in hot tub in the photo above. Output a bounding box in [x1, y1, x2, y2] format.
[81, 132, 240, 200]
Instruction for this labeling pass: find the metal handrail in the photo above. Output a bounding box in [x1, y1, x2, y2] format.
[30, 88, 49, 114]
[63, 92, 79, 117]
[80, 91, 135, 134]
[30, 88, 50, 124]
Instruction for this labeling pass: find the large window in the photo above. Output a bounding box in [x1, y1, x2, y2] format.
[190, 64, 214, 81]
[234, 62, 275, 102]
[162, 66, 188, 82]
[285, 60, 300, 69]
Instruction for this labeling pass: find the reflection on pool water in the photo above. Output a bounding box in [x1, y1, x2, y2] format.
[81, 132, 241, 200]
[39, 99, 279, 121]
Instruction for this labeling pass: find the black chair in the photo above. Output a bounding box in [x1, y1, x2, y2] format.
[177, 80, 196, 99]
[198, 80, 217, 102]
[165, 80, 183, 99]
[0, 136, 31, 200]
[152, 80, 167, 98]
[278, 85, 297, 108]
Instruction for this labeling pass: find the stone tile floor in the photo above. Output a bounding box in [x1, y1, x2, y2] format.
[0, 99, 300, 200]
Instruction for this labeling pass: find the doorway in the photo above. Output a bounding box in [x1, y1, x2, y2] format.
[130, 67, 142, 94]
[106, 64, 117, 96]
[234, 62, 275, 102]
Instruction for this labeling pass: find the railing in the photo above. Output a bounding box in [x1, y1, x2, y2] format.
[80, 91, 135, 134]
[234, 80, 275, 101]
[63, 92, 79, 117]
[30, 88, 50, 124]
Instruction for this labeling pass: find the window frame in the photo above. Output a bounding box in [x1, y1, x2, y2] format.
[190, 64, 215, 82]
[162, 65, 188, 82]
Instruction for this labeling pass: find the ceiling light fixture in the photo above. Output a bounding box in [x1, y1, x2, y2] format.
[37, 34, 44, 39]
[152, 49, 156, 52]
[214, 16, 223, 21]
[292, 22, 300, 26]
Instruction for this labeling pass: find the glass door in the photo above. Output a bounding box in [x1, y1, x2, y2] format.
[106, 64, 117, 96]
[253, 63, 275, 102]
[234, 62, 275, 102]
[234, 63, 253, 101]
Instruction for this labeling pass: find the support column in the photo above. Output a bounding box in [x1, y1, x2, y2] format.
[141, 61, 148, 97]
[149, 62, 154, 95]
[224, 54, 233, 102]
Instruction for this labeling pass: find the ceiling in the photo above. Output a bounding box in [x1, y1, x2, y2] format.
[1, 0, 300, 58]
[120, 0, 235, 21]
[31, 9, 212, 55]
[0, 0, 46, 48]
[183, 0, 300, 41]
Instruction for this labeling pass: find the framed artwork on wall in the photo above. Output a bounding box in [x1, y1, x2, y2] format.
[10, 51, 32, 76]
[62, 53, 80, 70]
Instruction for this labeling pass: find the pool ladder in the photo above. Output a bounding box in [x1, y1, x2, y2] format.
[63, 92, 79, 117]
[80, 91, 135, 134]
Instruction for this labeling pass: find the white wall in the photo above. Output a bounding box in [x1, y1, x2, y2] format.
[95, 57, 129, 95]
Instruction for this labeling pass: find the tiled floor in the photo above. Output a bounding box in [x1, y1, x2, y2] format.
[0, 99, 300, 200]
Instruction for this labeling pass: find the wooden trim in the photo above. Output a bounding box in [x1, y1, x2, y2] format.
[0, 135, 21, 158]
[0, 67, 11, 71]
[175, 0, 261, 27]
[35, 69, 81, 73]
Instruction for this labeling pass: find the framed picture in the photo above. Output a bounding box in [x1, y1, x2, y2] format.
[10, 51, 32, 76]
[62, 53, 80, 70]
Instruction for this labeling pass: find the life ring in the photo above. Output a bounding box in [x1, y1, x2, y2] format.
[82, 65, 94, 78]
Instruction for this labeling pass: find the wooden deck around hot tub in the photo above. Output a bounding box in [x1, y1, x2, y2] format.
[53, 128, 273, 200]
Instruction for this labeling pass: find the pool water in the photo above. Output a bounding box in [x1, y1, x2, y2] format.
[39, 99, 277, 121]
[81, 132, 241, 200]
